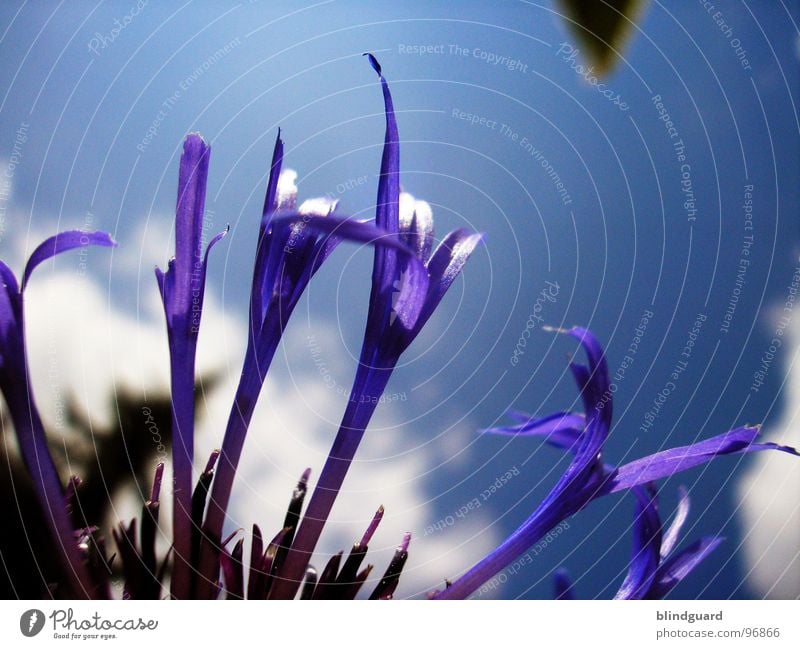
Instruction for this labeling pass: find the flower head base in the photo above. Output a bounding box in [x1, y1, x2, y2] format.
[197, 462, 411, 600]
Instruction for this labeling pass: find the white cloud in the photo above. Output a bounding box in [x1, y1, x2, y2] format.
[196, 322, 498, 598]
[738, 318, 800, 598]
[9, 269, 498, 598]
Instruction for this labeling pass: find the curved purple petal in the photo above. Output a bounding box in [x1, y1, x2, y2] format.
[21, 230, 116, 290]
[268, 213, 429, 331]
[607, 426, 799, 494]
[365, 52, 399, 239]
[660, 486, 690, 558]
[421, 229, 484, 327]
[614, 485, 662, 600]
[436, 329, 795, 600]
[646, 536, 724, 599]
[0, 257, 97, 596]
[362, 52, 400, 339]
[0, 261, 21, 349]
[252, 131, 285, 325]
[564, 326, 613, 430]
[483, 411, 585, 450]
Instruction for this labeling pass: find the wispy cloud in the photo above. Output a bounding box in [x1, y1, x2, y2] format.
[739, 318, 800, 597]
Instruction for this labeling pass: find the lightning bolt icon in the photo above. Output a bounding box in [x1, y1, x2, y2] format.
[28, 611, 37, 632]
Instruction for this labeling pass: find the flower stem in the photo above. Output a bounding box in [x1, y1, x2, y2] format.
[195, 323, 282, 596]
[433, 509, 559, 600]
[5, 374, 96, 598]
[168, 349, 196, 600]
[270, 368, 392, 599]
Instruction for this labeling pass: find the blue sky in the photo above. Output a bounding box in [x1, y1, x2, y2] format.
[1, 1, 798, 598]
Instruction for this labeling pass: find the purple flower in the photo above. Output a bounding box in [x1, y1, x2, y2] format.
[613, 485, 724, 600]
[191, 131, 343, 594]
[0, 230, 115, 597]
[554, 485, 724, 600]
[154, 133, 228, 599]
[433, 327, 797, 599]
[196, 123, 432, 595]
[271, 54, 483, 598]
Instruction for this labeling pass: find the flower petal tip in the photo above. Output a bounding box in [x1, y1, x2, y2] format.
[363, 52, 382, 76]
[184, 131, 209, 148]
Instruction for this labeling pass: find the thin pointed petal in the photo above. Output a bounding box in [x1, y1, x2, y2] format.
[607, 426, 799, 494]
[22, 230, 116, 290]
[423, 229, 483, 321]
[247, 525, 265, 600]
[360, 505, 384, 547]
[263, 131, 284, 218]
[221, 538, 245, 600]
[483, 411, 585, 449]
[614, 485, 662, 600]
[660, 486, 690, 558]
[647, 536, 724, 599]
[312, 551, 343, 600]
[369, 533, 410, 600]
